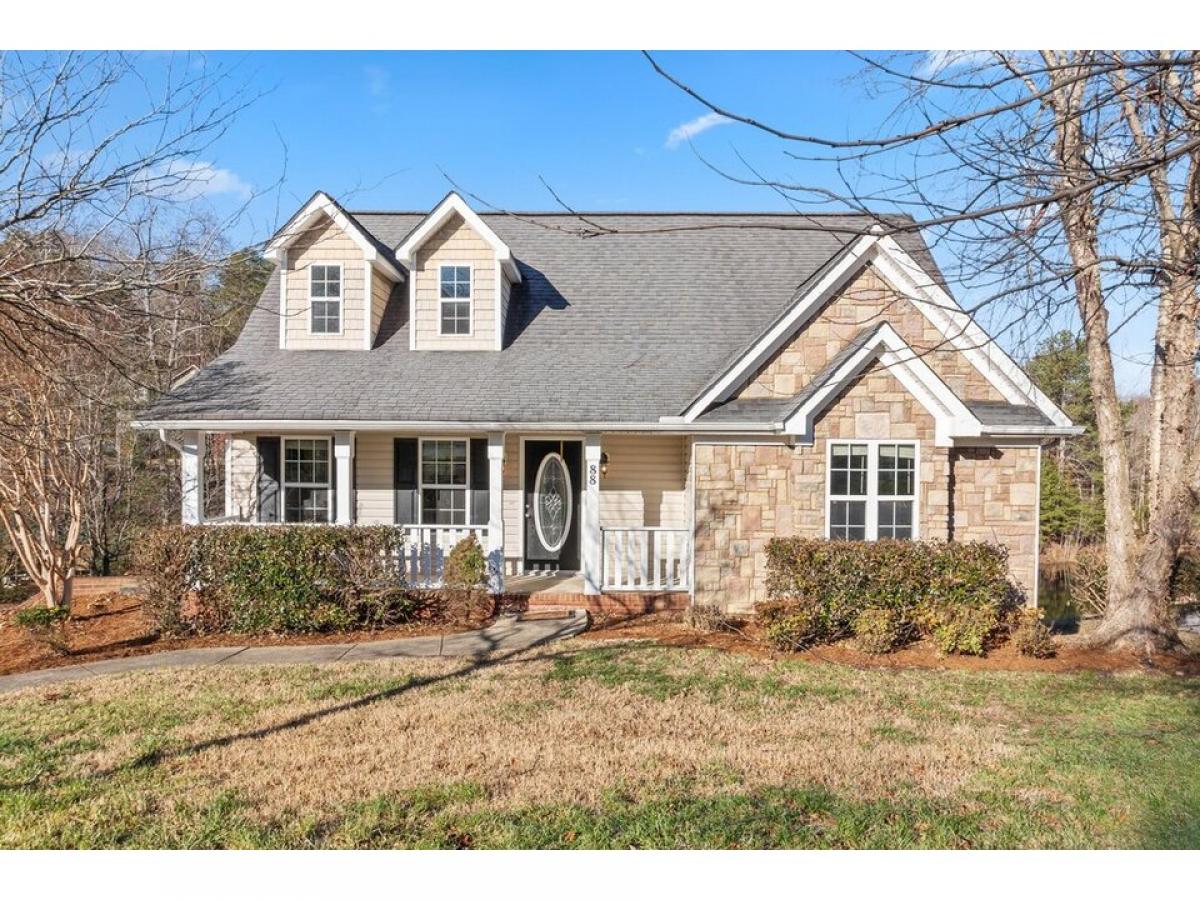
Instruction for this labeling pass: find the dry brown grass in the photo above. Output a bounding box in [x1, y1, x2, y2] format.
[70, 641, 1017, 821]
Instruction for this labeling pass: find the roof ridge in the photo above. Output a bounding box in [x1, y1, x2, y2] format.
[347, 209, 916, 220]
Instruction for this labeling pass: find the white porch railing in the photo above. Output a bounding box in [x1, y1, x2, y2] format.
[401, 525, 491, 588]
[601, 527, 692, 591]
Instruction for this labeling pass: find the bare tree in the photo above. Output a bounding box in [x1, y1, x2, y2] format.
[639, 50, 1199, 653]
[0, 51, 260, 374]
[0, 352, 96, 608]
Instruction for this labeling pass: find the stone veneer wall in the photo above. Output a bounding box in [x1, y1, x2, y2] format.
[693, 362, 1038, 612]
[950, 446, 1040, 602]
[738, 266, 1005, 403]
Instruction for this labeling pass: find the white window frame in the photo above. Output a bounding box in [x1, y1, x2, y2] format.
[824, 439, 920, 541]
[282, 436, 334, 524]
[437, 263, 473, 337]
[417, 437, 471, 525]
[308, 263, 344, 336]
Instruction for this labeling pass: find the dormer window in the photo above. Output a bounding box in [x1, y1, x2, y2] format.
[439, 265, 472, 335]
[310, 264, 342, 334]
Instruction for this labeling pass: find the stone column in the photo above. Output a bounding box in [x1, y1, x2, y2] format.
[487, 432, 505, 594]
[334, 431, 354, 524]
[582, 435, 603, 595]
[180, 430, 204, 525]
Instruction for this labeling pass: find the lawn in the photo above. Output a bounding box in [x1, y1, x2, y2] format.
[0, 639, 1197, 848]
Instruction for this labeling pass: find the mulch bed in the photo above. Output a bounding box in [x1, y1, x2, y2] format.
[580, 612, 1200, 677]
[0, 592, 476, 677]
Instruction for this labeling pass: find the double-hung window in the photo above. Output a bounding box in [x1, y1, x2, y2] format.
[283, 438, 332, 523]
[827, 441, 917, 541]
[439, 265, 471, 335]
[420, 439, 467, 524]
[310, 264, 342, 334]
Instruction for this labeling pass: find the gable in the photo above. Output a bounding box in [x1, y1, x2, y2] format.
[814, 359, 938, 442]
[411, 212, 501, 352]
[738, 265, 1006, 404]
[681, 234, 1073, 428]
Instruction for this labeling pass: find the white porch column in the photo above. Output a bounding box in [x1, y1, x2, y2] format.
[180, 430, 204, 525]
[334, 431, 355, 524]
[582, 434, 603, 595]
[487, 432, 505, 594]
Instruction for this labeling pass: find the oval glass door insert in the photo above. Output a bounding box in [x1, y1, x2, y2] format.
[534, 452, 572, 553]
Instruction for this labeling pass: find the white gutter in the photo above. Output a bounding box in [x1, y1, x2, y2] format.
[131, 418, 780, 434]
[157, 428, 184, 452]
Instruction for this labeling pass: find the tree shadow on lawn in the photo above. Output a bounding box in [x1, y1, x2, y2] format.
[98, 626, 596, 781]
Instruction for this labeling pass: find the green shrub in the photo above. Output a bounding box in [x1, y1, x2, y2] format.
[760, 538, 1015, 655]
[13, 605, 70, 653]
[441, 534, 493, 625]
[930, 605, 1000, 656]
[1012, 608, 1057, 658]
[757, 597, 828, 651]
[12, 605, 69, 629]
[134, 525, 411, 635]
[852, 606, 909, 654]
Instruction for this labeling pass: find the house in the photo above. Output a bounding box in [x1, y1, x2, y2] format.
[132, 190, 1080, 613]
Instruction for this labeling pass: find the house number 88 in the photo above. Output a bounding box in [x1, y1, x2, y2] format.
[588, 464, 598, 486]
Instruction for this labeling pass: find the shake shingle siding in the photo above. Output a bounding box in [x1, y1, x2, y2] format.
[137, 213, 959, 424]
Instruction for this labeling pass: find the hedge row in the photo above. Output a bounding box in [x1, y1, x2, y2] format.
[758, 538, 1018, 655]
[132, 525, 491, 636]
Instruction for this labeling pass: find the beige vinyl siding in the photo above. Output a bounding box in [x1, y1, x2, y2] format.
[227, 433, 259, 520]
[370, 268, 393, 346]
[355, 432, 395, 524]
[500, 433, 689, 573]
[598, 434, 689, 528]
[413, 213, 497, 351]
[284, 214, 368, 351]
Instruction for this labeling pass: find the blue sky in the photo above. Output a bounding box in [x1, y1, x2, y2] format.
[129, 50, 1151, 394]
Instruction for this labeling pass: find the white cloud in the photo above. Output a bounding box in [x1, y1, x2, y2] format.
[665, 111, 730, 149]
[364, 64, 390, 98]
[915, 50, 995, 79]
[145, 161, 253, 201]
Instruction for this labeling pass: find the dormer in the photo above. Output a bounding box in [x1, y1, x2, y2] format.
[264, 191, 402, 351]
[396, 192, 522, 351]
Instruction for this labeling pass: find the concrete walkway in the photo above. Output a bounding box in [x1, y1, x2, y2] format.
[0, 610, 589, 694]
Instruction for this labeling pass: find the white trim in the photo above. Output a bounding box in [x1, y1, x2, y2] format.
[363, 262, 373, 351]
[824, 439, 921, 541]
[782, 322, 982, 447]
[281, 436, 334, 524]
[416, 437, 470, 526]
[437, 263, 474, 337]
[135, 418, 786, 434]
[407, 272, 417, 351]
[265, 191, 402, 282]
[1033, 443, 1042, 609]
[486, 432, 505, 594]
[278, 249, 288, 349]
[396, 191, 521, 283]
[307, 263, 344, 337]
[494, 257, 504, 351]
[681, 234, 1072, 428]
[532, 452, 573, 554]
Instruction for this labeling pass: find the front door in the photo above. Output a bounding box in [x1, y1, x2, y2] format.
[523, 439, 582, 572]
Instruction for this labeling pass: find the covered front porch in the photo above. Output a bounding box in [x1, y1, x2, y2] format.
[167, 428, 695, 599]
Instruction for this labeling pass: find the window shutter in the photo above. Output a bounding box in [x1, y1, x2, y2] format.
[469, 438, 489, 525]
[256, 437, 281, 523]
[393, 438, 419, 524]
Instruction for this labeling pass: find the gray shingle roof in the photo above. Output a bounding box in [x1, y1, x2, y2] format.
[966, 401, 1053, 428]
[135, 211, 1038, 428]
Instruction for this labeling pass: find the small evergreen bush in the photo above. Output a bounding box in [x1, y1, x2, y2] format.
[760, 538, 1015, 655]
[852, 606, 909, 654]
[13, 605, 70, 653]
[1012, 608, 1057, 658]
